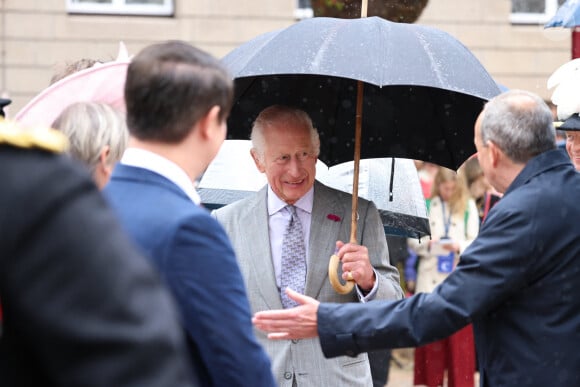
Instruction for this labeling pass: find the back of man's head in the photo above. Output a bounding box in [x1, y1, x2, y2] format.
[125, 40, 233, 144]
[480, 89, 555, 164]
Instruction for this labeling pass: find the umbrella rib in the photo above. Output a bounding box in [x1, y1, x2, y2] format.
[311, 23, 342, 73]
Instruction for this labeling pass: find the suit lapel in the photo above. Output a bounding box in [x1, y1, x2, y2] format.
[306, 181, 347, 299]
[246, 187, 284, 310]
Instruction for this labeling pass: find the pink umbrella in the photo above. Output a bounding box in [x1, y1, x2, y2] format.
[15, 59, 129, 128]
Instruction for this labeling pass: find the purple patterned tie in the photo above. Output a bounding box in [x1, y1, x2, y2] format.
[280, 205, 306, 308]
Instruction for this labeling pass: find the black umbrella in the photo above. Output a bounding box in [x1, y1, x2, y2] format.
[222, 15, 500, 293]
[223, 16, 500, 170]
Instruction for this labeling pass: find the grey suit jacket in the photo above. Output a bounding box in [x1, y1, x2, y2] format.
[214, 180, 403, 387]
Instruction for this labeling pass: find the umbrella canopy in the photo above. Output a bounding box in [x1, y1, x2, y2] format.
[318, 158, 429, 239]
[198, 140, 270, 207]
[198, 140, 429, 239]
[15, 60, 129, 128]
[545, 0, 580, 28]
[223, 16, 500, 170]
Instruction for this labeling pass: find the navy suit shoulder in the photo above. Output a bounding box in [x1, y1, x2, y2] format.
[105, 164, 275, 387]
[0, 147, 194, 387]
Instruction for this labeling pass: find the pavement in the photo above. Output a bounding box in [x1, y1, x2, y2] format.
[385, 348, 414, 387]
[386, 362, 414, 387]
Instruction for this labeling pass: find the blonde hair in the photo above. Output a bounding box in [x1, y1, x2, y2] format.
[52, 102, 128, 173]
[461, 157, 484, 189]
[430, 167, 469, 215]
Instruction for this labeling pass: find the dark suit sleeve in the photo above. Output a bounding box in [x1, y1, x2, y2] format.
[0, 154, 194, 387]
[317, 200, 537, 358]
[164, 214, 276, 387]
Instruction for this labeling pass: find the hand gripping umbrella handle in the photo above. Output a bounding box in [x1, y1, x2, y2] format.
[328, 253, 355, 294]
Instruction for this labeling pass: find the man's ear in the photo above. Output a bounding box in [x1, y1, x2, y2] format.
[487, 141, 502, 168]
[94, 145, 113, 189]
[98, 145, 111, 169]
[197, 106, 222, 139]
[250, 148, 266, 173]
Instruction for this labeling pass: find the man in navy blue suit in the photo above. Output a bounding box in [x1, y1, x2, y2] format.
[104, 40, 275, 387]
[253, 89, 580, 387]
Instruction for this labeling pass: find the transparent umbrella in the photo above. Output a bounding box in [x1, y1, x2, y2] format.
[199, 140, 429, 240]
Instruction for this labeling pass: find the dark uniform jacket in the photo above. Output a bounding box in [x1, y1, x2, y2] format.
[0, 139, 196, 387]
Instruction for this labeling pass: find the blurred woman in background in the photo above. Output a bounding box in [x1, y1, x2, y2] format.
[52, 101, 128, 189]
[408, 167, 479, 387]
[462, 157, 501, 224]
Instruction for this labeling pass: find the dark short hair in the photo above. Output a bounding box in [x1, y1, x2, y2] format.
[125, 40, 233, 143]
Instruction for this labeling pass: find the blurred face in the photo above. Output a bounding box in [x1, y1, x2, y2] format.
[252, 121, 317, 205]
[469, 176, 487, 200]
[438, 180, 456, 202]
[565, 131, 580, 171]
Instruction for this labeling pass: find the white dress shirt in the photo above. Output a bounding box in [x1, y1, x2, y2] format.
[120, 148, 201, 204]
[268, 185, 313, 288]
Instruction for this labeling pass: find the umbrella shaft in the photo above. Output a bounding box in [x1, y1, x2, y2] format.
[350, 0, 367, 242]
[350, 80, 364, 243]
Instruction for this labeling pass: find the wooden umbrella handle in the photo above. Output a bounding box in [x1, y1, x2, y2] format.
[328, 253, 355, 294]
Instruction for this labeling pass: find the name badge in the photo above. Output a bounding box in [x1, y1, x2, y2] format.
[437, 252, 454, 273]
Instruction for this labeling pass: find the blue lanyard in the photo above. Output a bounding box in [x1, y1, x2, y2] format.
[440, 198, 452, 238]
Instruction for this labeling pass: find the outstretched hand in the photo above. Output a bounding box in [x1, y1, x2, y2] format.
[252, 288, 320, 340]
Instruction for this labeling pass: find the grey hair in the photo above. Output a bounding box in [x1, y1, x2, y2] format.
[52, 102, 129, 173]
[480, 89, 555, 163]
[250, 105, 320, 162]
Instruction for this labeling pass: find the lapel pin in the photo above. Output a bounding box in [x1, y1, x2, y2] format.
[327, 214, 341, 222]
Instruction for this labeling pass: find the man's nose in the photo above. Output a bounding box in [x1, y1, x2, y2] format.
[287, 157, 303, 175]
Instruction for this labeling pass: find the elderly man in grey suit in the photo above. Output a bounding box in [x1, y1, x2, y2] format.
[214, 105, 404, 387]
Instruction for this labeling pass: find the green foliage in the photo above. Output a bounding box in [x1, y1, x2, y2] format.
[310, 0, 429, 24]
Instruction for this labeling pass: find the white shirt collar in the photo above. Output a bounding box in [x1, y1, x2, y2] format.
[267, 185, 314, 215]
[120, 148, 201, 205]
